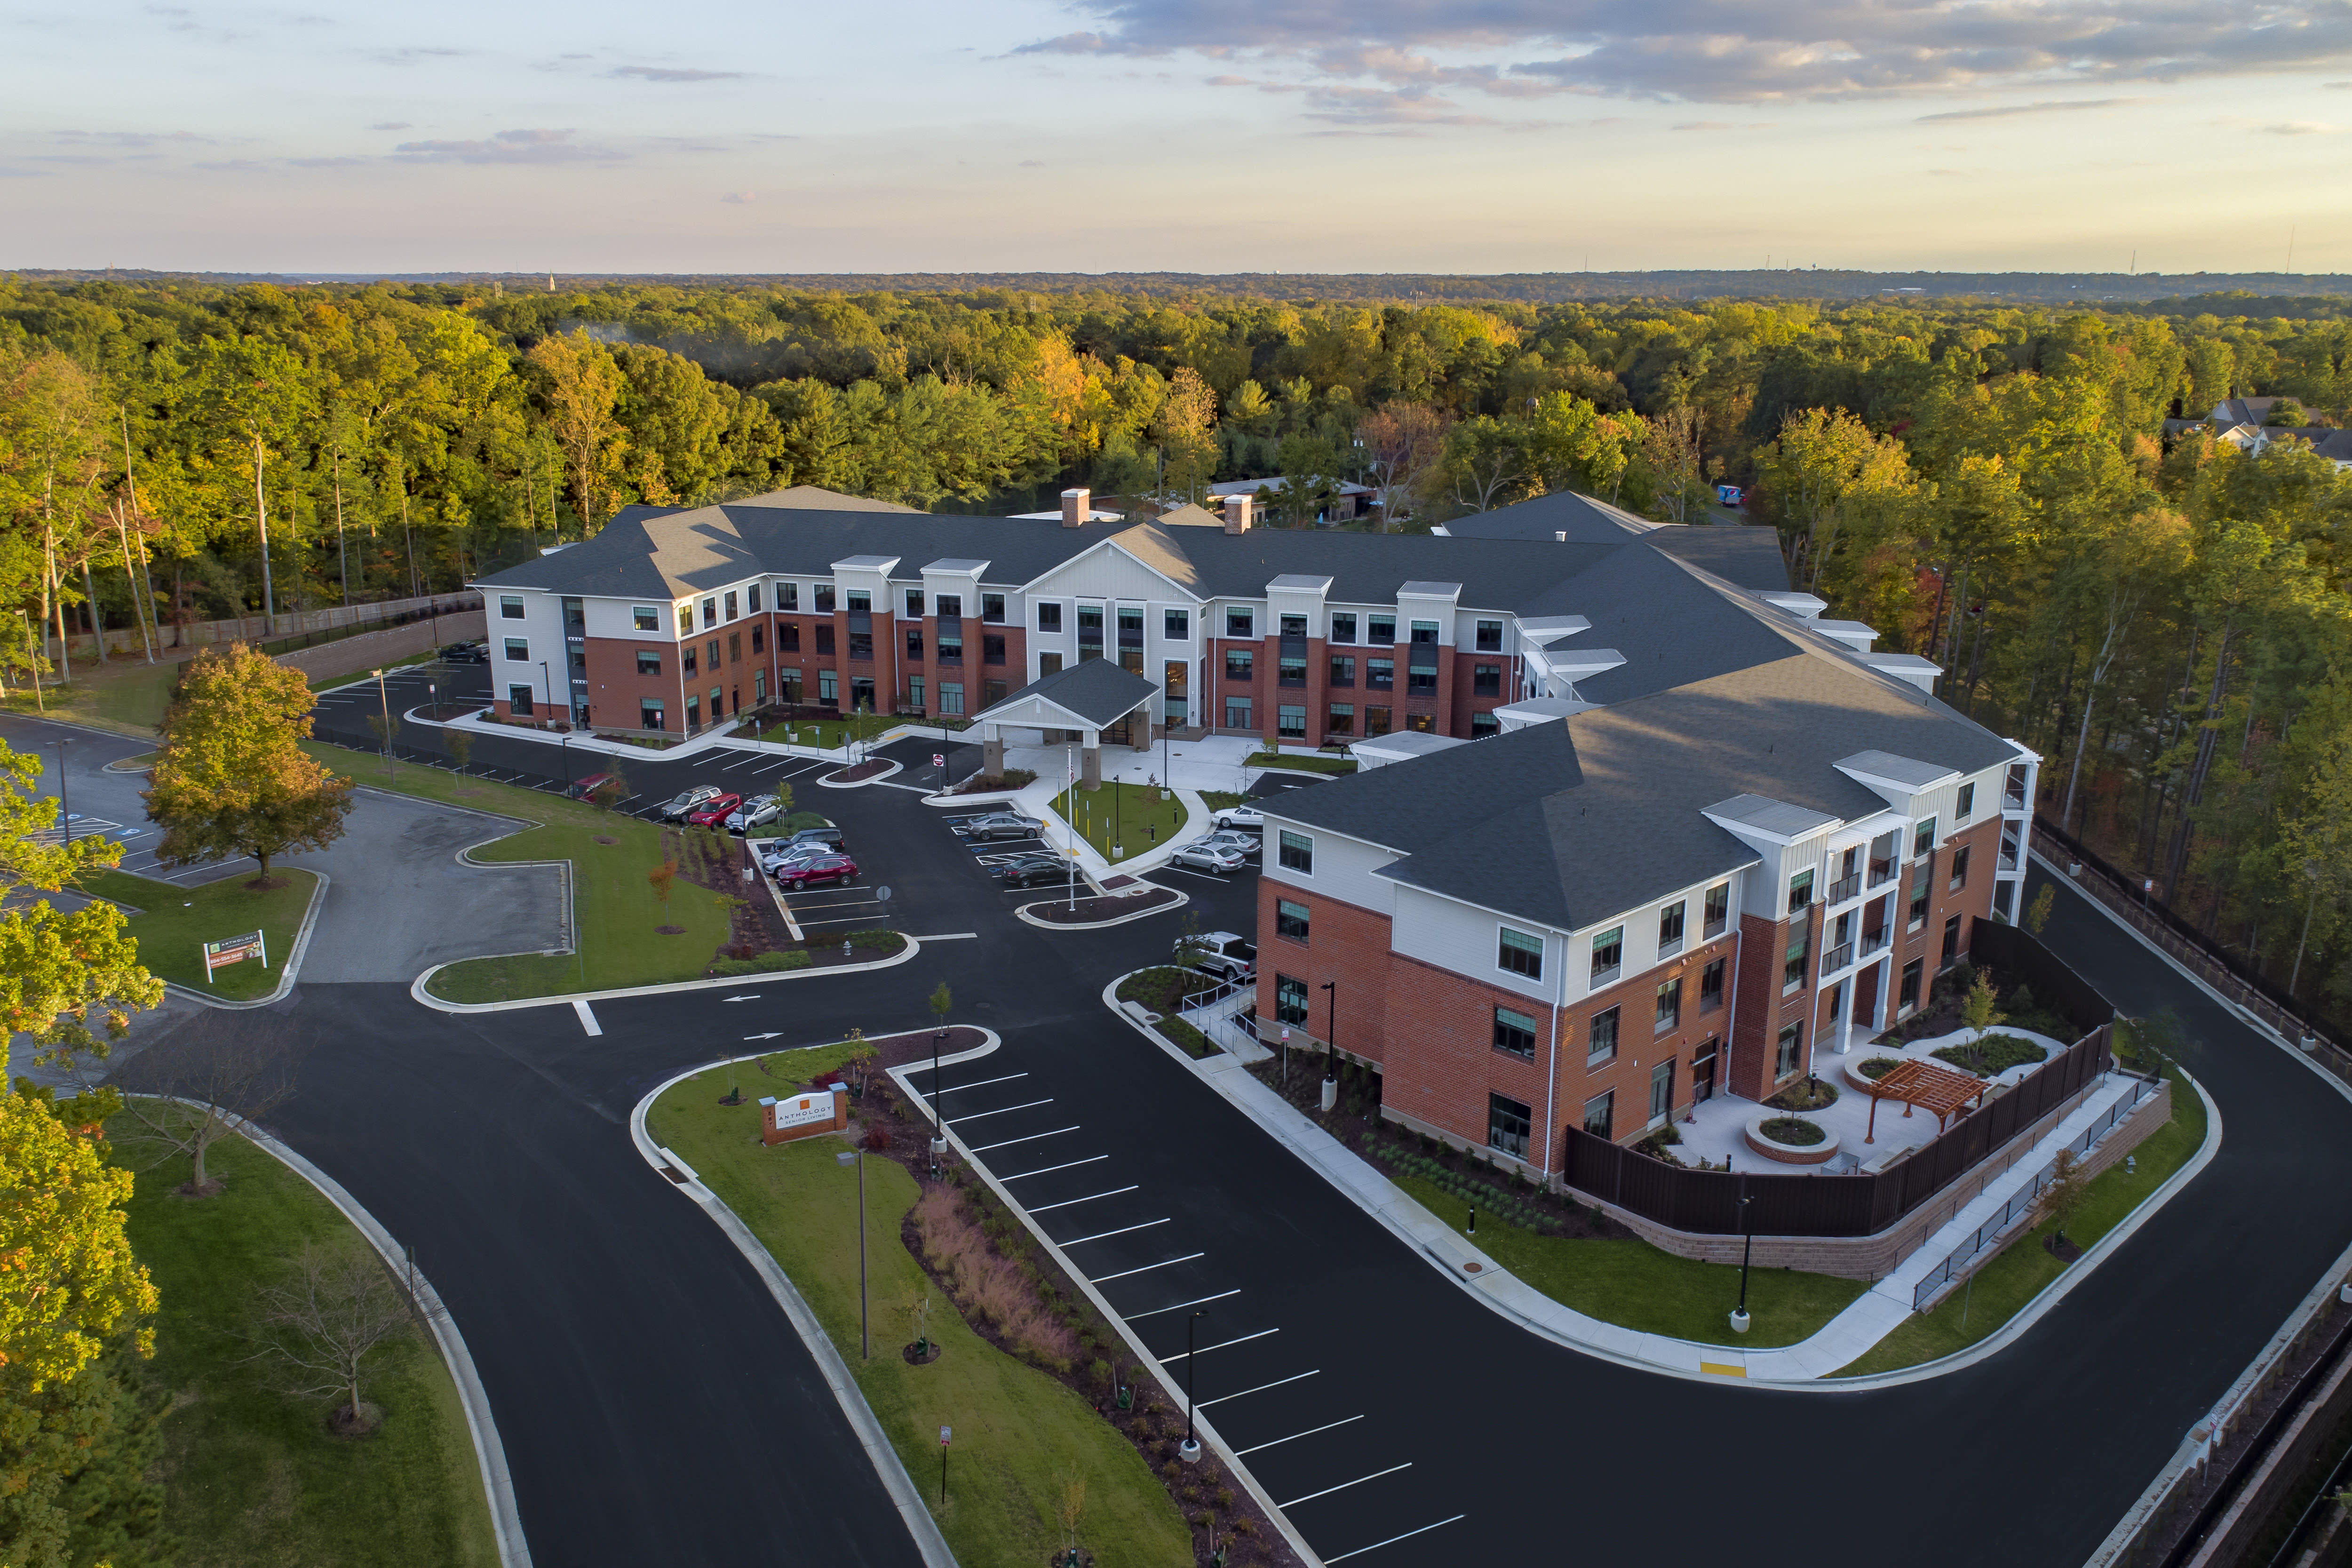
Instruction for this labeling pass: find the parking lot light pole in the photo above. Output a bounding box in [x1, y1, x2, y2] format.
[371, 669, 393, 779]
[1179, 1310, 1206, 1463]
[1731, 1186, 1755, 1334]
[53, 737, 69, 844]
[1320, 981, 1339, 1111]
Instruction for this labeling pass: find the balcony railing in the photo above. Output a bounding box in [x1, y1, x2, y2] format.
[1859, 928, 1890, 958]
[1823, 941, 1855, 971]
[2005, 784, 2028, 809]
[1868, 857, 1897, 888]
[1826, 872, 1862, 903]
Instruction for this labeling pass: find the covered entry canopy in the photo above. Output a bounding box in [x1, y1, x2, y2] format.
[969, 659, 1158, 734]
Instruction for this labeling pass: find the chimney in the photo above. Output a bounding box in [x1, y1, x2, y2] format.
[1061, 487, 1089, 528]
[1225, 494, 1253, 535]
[1555, 531, 1567, 542]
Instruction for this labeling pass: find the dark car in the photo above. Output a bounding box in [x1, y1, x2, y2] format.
[564, 772, 619, 802]
[659, 785, 724, 821]
[958, 812, 1045, 841]
[991, 854, 1068, 889]
[775, 853, 858, 890]
[683, 792, 742, 828]
[786, 825, 847, 853]
[438, 642, 489, 665]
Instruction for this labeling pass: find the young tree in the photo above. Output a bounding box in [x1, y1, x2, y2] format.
[445, 726, 473, 774]
[2036, 1147, 2087, 1243]
[1355, 403, 1447, 531]
[1959, 970, 2006, 1073]
[116, 1022, 303, 1195]
[929, 980, 953, 1035]
[238, 1242, 416, 1435]
[649, 859, 678, 929]
[145, 644, 354, 887]
[526, 330, 630, 533]
[1443, 416, 1531, 513]
[1153, 367, 1220, 505]
[2025, 883, 2057, 938]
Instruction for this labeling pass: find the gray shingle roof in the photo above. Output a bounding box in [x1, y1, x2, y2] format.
[970, 657, 1158, 730]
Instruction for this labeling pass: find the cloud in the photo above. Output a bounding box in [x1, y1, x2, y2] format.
[1670, 120, 1772, 131]
[1205, 73, 1253, 85]
[611, 64, 747, 82]
[1019, 158, 1046, 165]
[1298, 82, 1494, 126]
[289, 155, 366, 166]
[368, 120, 411, 130]
[391, 127, 622, 165]
[1013, 0, 2352, 107]
[2262, 119, 2341, 133]
[719, 190, 755, 203]
[370, 46, 466, 65]
[1916, 97, 2144, 122]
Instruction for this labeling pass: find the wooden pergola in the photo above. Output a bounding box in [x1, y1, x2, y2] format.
[1861, 1058, 1988, 1144]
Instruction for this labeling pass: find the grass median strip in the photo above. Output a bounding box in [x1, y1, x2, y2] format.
[1391, 1169, 1868, 1348]
[119, 1125, 497, 1568]
[301, 745, 730, 1002]
[649, 1051, 1190, 1568]
[79, 866, 318, 1002]
[1047, 780, 1186, 865]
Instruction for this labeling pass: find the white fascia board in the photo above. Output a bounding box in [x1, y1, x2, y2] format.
[1835, 758, 1962, 811]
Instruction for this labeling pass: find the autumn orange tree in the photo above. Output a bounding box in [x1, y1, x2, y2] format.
[145, 643, 354, 887]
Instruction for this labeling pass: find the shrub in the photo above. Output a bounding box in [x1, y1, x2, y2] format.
[1932, 1034, 2049, 1078]
[711, 949, 816, 976]
[1757, 1116, 1826, 1147]
[831, 928, 907, 956]
[1858, 1056, 1901, 1080]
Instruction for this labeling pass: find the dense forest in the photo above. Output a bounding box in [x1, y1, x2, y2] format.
[4, 274, 2352, 1020]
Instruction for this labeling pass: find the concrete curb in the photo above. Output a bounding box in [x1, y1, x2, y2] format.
[886, 1035, 1329, 1568]
[160, 868, 331, 1012]
[150, 1102, 532, 1568]
[410, 936, 922, 1014]
[816, 758, 904, 789]
[1095, 969, 2217, 1392]
[627, 1050, 961, 1568]
[1012, 886, 1190, 931]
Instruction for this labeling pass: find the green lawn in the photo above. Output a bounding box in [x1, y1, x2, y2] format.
[79, 867, 319, 1001]
[297, 746, 732, 1002]
[1391, 1169, 1869, 1348]
[648, 1051, 1190, 1568]
[0, 657, 187, 735]
[119, 1125, 497, 1568]
[1831, 1051, 2201, 1377]
[1046, 781, 1187, 865]
[750, 716, 903, 751]
[1244, 752, 1359, 775]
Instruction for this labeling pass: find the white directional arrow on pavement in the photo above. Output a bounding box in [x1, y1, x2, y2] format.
[744, 1032, 785, 1041]
[723, 995, 762, 1002]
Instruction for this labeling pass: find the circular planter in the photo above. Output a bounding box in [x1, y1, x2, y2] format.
[1743, 1112, 1841, 1166]
[1844, 1055, 1908, 1094]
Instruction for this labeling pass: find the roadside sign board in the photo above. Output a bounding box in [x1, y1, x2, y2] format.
[933, 753, 945, 768]
[202, 929, 268, 982]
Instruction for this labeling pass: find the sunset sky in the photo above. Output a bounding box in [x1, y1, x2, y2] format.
[5, 0, 2350, 274]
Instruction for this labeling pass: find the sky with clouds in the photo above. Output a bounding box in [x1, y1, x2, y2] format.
[4, 0, 2350, 275]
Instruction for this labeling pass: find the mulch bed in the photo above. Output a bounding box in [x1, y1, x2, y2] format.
[1026, 888, 1182, 924]
[775, 1033, 1299, 1568]
[666, 826, 794, 958]
[827, 759, 892, 782]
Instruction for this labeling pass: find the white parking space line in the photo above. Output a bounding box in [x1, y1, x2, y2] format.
[1160, 1326, 1278, 1361]
[966, 1125, 1081, 1154]
[945, 1097, 1055, 1125]
[1277, 1463, 1411, 1510]
[1160, 868, 1240, 883]
[1055, 1218, 1169, 1248]
[1087, 1251, 1205, 1283]
[572, 999, 602, 1036]
[1126, 1289, 1240, 1319]
[718, 753, 765, 771]
[1233, 1415, 1364, 1456]
[1196, 1370, 1316, 1407]
[1324, 1515, 1467, 1563]
[998, 1155, 1107, 1181]
[918, 1070, 1027, 1092]
[1026, 1186, 1139, 1214]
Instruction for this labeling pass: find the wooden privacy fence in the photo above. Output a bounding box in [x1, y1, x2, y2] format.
[43, 592, 481, 661]
[1561, 1024, 2116, 1238]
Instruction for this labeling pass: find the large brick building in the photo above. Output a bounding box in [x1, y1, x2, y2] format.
[1251, 518, 2036, 1181]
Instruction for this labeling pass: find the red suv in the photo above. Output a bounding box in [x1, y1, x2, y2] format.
[683, 793, 742, 828]
[775, 853, 858, 889]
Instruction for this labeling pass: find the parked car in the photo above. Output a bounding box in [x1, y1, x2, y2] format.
[774, 853, 858, 890]
[726, 794, 784, 832]
[437, 642, 489, 665]
[564, 772, 618, 802]
[683, 793, 742, 828]
[1211, 804, 1265, 830]
[990, 854, 1068, 889]
[1169, 842, 1247, 875]
[758, 840, 832, 873]
[658, 785, 724, 821]
[1179, 931, 1256, 981]
[958, 812, 1044, 841]
[785, 825, 847, 853]
[1198, 828, 1260, 862]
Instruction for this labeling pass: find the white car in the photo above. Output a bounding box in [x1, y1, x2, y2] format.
[1198, 829, 1260, 862]
[726, 794, 784, 832]
[1212, 804, 1265, 830]
[1169, 842, 1246, 874]
[757, 839, 832, 872]
[1179, 931, 1257, 980]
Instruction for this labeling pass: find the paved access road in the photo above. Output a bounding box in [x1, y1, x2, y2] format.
[95, 702, 2352, 1567]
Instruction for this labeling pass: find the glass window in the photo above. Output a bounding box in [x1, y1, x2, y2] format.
[1499, 927, 1543, 979]
[940, 682, 964, 716]
[1278, 830, 1312, 873]
[937, 594, 961, 618]
[727, 632, 740, 664]
[1956, 782, 1974, 821]
[909, 676, 925, 710]
[1326, 703, 1354, 734]
[1329, 655, 1355, 686]
[1165, 608, 1190, 640]
[983, 634, 1005, 665]
[906, 628, 925, 659]
[1278, 704, 1307, 739]
[1225, 649, 1255, 681]
[1487, 1093, 1531, 1159]
[779, 582, 799, 611]
[818, 669, 837, 703]
[1473, 663, 1501, 695]
[982, 593, 1005, 623]
[1942, 913, 1963, 966]
[633, 605, 659, 631]
[1700, 957, 1726, 1011]
[1226, 608, 1254, 638]
[1913, 817, 1936, 856]
[1366, 706, 1391, 736]
[1784, 929, 1809, 991]
[1037, 602, 1062, 632]
[1659, 900, 1686, 952]
[984, 679, 1008, 706]
[1369, 613, 1395, 643]
[636, 650, 661, 676]
[1367, 658, 1394, 690]
[1476, 619, 1503, 652]
[1278, 653, 1308, 685]
[677, 605, 693, 637]
[1655, 978, 1681, 1033]
[504, 638, 528, 661]
[1908, 859, 1932, 927]
[846, 590, 870, 614]
[639, 698, 664, 730]
[1410, 620, 1439, 644]
[906, 589, 925, 617]
[1590, 926, 1622, 981]
[1494, 1008, 1538, 1060]
[1276, 899, 1310, 943]
[1407, 665, 1437, 694]
[1649, 1059, 1675, 1124]
[1280, 613, 1308, 636]
[1949, 844, 1971, 891]
[1899, 957, 1923, 1015]
[701, 597, 718, 628]
[1275, 973, 1309, 1026]
[683, 645, 698, 675]
[1775, 1021, 1804, 1077]
[781, 624, 799, 652]
[1470, 711, 1499, 739]
[1788, 868, 1814, 912]
[1224, 696, 1252, 729]
[748, 583, 762, 613]
[1583, 1090, 1613, 1141]
[1588, 1005, 1620, 1065]
[500, 595, 524, 620]
[724, 591, 739, 621]
[707, 639, 722, 670]
[686, 694, 702, 728]
[508, 684, 533, 715]
[1329, 612, 1356, 644]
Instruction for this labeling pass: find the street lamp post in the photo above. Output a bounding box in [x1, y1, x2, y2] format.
[53, 737, 70, 844]
[930, 1022, 949, 1178]
[371, 668, 393, 779]
[1319, 980, 1339, 1111]
[1730, 1186, 1755, 1334]
[837, 1147, 869, 1359]
[1179, 1310, 1206, 1462]
[538, 659, 554, 729]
